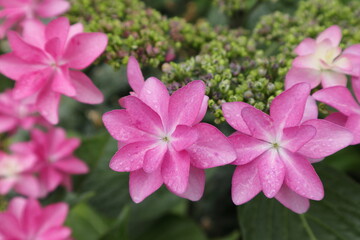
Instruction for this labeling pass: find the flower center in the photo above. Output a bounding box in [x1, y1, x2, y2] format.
[0, 158, 20, 178]
[161, 136, 171, 143]
[271, 142, 280, 150]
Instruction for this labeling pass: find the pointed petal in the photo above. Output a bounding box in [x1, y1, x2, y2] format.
[109, 141, 156, 172]
[351, 77, 360, 103]
[345, 114, 360, 145]
[168, 80, 205, 129]
[257, 150, 285, 198]
[45, 17, 70, 51]
[292, 55, 319, 69]
[241, 107, 275, 142]
[232, 161, 261, 205]
[177, 166, 205, 201]
[67, 23, 84, 44]
[51, 67, 76, 96]
[228, 132, 269, 165]
[36, 88, 61, 124]
[193, 96, 208, 124]
[139, 77, 169, 120]
[13, 69, 50, 99]
[38, 227, 71, 240]
[280, 149, 323, 200]
[14, 175, 40, 198]
[162, 149, 190, 194]
[39, 203, 68, 230]
[35, 0, 70, 18]
[325, 112, 347, 126]
[7, 31, 48, 63]
[301, 96, 318, 123]
[21, 19, 46, 48]
[171, 125, 198, 152]
[54, 157, 88, 174]
[299, 119, 353, 158]
[285, 67, 321, 89]
[63, 32, 108, 69]
[294, 38, 316, 55]
[40, 167, 63, 192]
[316, 25, 342, 47]
[0, 178, 16, 195]
[270, 82, 311, 128]
[7, 197, 26, 219]
[0, 53, 46, 80]
[143, 144, 167, 173]
[222, 101, 252, 134]
[129, 168, 163, 203]
[0, 212, 24, 238]
[0, 116, 17, 133]
[275, 184, 310, 214]
[187, 123, 236, 168]
[321, 71, 347, 88]
[45, 37, 61, 59]
[313, 86, 360, 116]
[120, 96, 163, 135]
[69, 70, 103, 104]
[281, 125, 317, 152]
[127, 56, 144, 94]
[102, 109, 153, 143]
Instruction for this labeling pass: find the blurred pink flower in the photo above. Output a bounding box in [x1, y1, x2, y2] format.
[103, 61, 236, 202]
[0, 89, 48, 134]
[0, 0, 70, 38]
[285, 25, 352, 89]
[0, 151, 40, 197]
[0, 197, 71, 240]
[11, 127, 88, 196]
[223, 83, 353, 213]
[0, 17, 107, 124]
[313, 86, 360, 145]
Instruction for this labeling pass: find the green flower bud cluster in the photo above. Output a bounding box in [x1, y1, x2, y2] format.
[67, 0, 221, 68]
[212, 0, 249, 15]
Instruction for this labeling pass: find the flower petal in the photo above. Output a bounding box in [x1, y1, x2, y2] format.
[294, 38, 316, 55]
[51, 67, 76, 97]
[325, 112, 347, 126]
[54, 157, 88, 174]
[177, 166, 205, 201]
[187, 123, 236, 168]
[36, 88, 61, 124]
[285, 67, 321, 89]
[162, 149, 190, 194]
[232, 160, 261, 205]
[270, 82, 310, 128]
[139, 77, 169, 121]
[143, 143, 167, 173]
[345, 114, 360, 145]
[21, 19, 46, 48]
[222, 101, 252, 134]
[14, 175, 40, 198]
[299, 119, 353, 158]
[127, 56, 144, 94]
[129, 168, 163, 203]
[35, 0, 70, 18]
[292, 55, 319, 69]
[193, 96, 209, 124]
[228, 132, 269, 165]
[103, 109, 153, 143]
[45, 17, 70, 52]
[351, 77, 360, 103]
[110, 141, 156, 172]
[63, 32, 108, 69]
[275, 184, 310, 214]
[280, 149, 324, 200]
[0, 178, 16, 195]
[168, 80, 205, 129]
[38, 202, 69, 231]
[13, 68, 50, 99]
[40, 167, 63, 192]
[316, 25, 342, 47]
[301, 96, 318, 123]
[120, 96, 163, 135]
[241, 107, 275, 142]
[257, 150, 286, 198]
[171, 125, 198, 152]
[313, 86, 360, 116]
[281, 125, 317, 152]
[321, 71, 347, 88]
[69, 70, 104, 104]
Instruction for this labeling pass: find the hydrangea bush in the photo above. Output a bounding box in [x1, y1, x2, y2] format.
[1, 0, 360, 239]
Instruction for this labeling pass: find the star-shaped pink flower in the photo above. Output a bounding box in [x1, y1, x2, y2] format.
[0, 17, 107, 124]
[0, 151, 40, 198]
[285, 26, 352, 89]
[0, 0, 70, 38]
[103, 58, 236, 203]
[223, 83, 353, 213]
[0, 197, 71, 240]
[11, 127, 88, 197]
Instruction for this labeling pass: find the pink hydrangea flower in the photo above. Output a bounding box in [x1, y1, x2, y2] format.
[0, 0, 70, 38]
[103, 60, 236, 203]
[0, 89, 48, 133]
[11, 127, 88, 196]
[285, 26, 352, 89]
[222, 83, 353, 213]
[0, 197, 71, 240]
[0, 151, 40, 197]
[0, 17, 108, 124]
[313, 86, 360, 145]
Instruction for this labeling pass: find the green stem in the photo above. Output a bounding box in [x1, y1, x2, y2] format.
[299, 214, 317, 240]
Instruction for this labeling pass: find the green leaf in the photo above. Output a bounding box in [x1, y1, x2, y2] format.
[238, 163, 360, 240]
[135, 215, 207, 240]
[66, 203, 110, 240]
